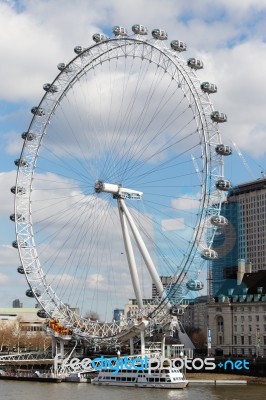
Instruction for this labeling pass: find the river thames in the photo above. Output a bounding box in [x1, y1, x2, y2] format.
[0, 381, 265, 400]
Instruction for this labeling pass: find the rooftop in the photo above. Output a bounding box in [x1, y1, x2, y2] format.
[228, 177, 266, 197]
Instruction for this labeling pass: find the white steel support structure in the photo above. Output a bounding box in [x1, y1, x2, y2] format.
[98, 181, 166, 355]
[118, 197, 164, 298]
[118, 204, 144, 310]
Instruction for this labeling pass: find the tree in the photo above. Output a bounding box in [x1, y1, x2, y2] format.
[0, 321, 10, 351]
[84, 311, 100, 321]
[11, 316, 27, 352]
[0, 318, 52, 353]
[190, 328, 207, 349]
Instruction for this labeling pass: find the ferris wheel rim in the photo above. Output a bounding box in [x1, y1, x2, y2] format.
[13, 29, 225, 340]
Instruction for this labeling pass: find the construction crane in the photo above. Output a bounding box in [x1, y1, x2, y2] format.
[191, 154, 203, 184]
[231, 141, 256, 180]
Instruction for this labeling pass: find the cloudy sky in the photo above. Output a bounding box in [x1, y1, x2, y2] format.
[1, 0, 266, 317]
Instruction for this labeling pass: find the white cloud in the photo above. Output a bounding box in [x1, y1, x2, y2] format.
[161, 218, 185, 231]
[0, 171, 17, 216]
[0, 272, 10, 284]
[0, 244, 20, 271]
[172, 195, 200, 210]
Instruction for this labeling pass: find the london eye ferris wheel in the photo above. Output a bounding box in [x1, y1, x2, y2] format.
[11, 24, 232, 342]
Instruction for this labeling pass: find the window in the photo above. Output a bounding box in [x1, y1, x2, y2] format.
[217, 316, 224, 332]
[248, 336, 252, 345]
[256, 315, 260, 322]
[241, 336, 244, 345]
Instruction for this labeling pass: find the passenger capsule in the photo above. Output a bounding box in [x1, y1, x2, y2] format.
[152, 29, 168, 40]
[17, 266, 31, 274]
[74, 46, 85, 54]
[170, 40, 187, 52]
[9, 213, 24, 222]
[9, 213, 16, 221]
[57, 63, 72, 72]
[43, 83, 58, 93]
[210, 215, 228, 226]
[37, 309, 48, 318]
[26, 289, 41, 298]
[201, 248, 218, 260]
[132, 24, 148, 35]
[201, 82, 217, 94]
[169, 306, 183, 316]
[211, 111, 227, 123]
[26, 289, 34, 298]
[187, 58, 203, 69]
[92, 33, 108, 42]
[186, 279, 204, 291]
[215, 144, 232, 156]
[14, 158, 28, 167]
[31, 107, 45, 116]
[112, 26, 128, 36]
[12, 240, 27, 249]
[216, 179, 232, 191]
[21, 132, 36, 141]
[10, 186, 26, 195]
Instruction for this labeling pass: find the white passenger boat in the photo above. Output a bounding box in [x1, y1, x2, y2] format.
[92, 366, 188, 389]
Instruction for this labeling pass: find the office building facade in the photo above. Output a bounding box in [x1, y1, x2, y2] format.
[209, 177, 266, 296]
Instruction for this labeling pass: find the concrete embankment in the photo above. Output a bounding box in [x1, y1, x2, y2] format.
[186, 373, 266, 385]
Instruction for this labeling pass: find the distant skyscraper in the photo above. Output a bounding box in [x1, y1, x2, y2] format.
[12, 299, 23, 308]
[113, 308, 124, 321]
[227, 178, 266, 271]
[152, 276, 182, 302]
[209, 201, 239, 295]
[209, 177, 266, 296]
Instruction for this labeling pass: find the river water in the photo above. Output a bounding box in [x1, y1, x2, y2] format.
[0, 381, 265, 400]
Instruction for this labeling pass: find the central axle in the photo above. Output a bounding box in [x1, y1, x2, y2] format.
[94, 180, 143, 200]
